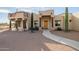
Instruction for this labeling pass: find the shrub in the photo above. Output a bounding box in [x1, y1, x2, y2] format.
[34, 26, 39, 31]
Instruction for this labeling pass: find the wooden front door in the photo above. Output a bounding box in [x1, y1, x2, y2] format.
[44, 20, 48, 29]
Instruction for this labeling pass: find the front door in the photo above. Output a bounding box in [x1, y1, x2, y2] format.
[44, 20, 48, 29]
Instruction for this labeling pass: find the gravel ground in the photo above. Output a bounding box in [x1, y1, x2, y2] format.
[51, 31, 79, 42]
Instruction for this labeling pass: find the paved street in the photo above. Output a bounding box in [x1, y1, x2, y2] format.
[0, 30, 76, 51]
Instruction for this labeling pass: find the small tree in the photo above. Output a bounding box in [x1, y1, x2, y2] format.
[31, 13, 34, 32]
[64, 7, 68, 32]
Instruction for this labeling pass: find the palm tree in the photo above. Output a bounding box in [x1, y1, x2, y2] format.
[31, 13, 34, 32]
[64, 7, 68, 31]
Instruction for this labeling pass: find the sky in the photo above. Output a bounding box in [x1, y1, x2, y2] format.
[0, 7, 79, 23]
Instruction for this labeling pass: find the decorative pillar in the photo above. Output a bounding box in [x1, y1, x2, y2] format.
[26, 20, 28, 30]
[40, 18, 41, 27]
[15, 20, 18, 31]
[52, 17, 53, 27]
[9, 20, 12, 30]
[23, 20, 27, 31]
[39, 17, 42, 31]
[51, 17, 55, 31]
[21, 20, 23, 31]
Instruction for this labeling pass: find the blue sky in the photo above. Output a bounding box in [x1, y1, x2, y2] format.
[0, 7, 79, 23]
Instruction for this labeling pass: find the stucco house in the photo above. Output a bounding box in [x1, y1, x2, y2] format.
[54, 13, 79, 31]
[8, 10, 54, 31]
[54, 13, 73, 30]
[8, 9, 79, 31]
[72, 13, 79, 31]
[8, 11, 31, 31]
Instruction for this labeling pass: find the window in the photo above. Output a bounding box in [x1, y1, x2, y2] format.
[34, 20, 38, 27]
[55, 20, 61, 26]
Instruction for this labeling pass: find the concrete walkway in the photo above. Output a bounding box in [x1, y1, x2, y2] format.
[42, 30, 79, 50]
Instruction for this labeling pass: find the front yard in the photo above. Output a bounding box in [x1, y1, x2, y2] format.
[51, 31, 79, 41]
[0, 30, 77, 51]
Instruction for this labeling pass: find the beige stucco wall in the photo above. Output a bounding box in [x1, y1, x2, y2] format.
[33, 13, 39, 27]
[8, 13, 15, 20]
[72, 13, 79, 31]
[9, 12, 29, 20]
[26, 13, 31, 29]
[54, 15, 64, 29]
[15, 12, 24, 19]
[54, 13, 73, 30]
[39, 10, 54, 17]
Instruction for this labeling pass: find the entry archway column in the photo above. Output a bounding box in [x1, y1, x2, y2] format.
[21, 19, 23, 31]
[26, 20, 28, 30]
[39, 17, 41, 27]
[15, 20, 18, 31]
[52, 17, 53, 28]
[39, 17, 42, 31]
[9, 20, 12, 30]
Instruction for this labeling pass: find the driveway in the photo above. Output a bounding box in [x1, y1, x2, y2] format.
[0, 30, 76, 51]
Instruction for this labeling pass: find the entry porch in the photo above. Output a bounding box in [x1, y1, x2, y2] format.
[9, 18, 28, 31]
[39, 15, 54, 30]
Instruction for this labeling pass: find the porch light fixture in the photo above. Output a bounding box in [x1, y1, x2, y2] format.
[69, 20, 72, 22]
